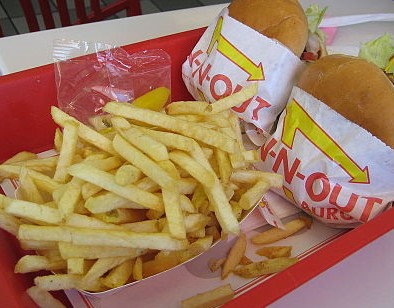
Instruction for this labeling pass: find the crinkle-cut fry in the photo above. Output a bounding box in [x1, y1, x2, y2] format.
[68, 163, 163, 211]
[58, 242, 146, 259]
[15, 255, 66, 273]
[221, 233, 247, 279]
[51, 106, 117, 156]
[53, 120, 79, 183]
[166, 100, 211, 115]
[103, 102, 236, 153]
[206, 83, 258, 113]
[26, 285, 66, 308]
[251, 217, 313, 244]
[181, 284, 234, 308]
[18, 225, 189, 251]
[113, 134, 176, 189]
[234, 257, 298, 278]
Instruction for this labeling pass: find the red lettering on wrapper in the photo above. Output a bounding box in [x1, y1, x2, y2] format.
[305, 172, 330, 202]
[272, 148, 301, 185]
[359, 196, 383, 222]
[187, 50, 204, 67]
[210, 74, 232, 100]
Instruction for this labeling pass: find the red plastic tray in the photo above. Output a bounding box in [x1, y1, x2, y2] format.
[1, 27, 393, 307]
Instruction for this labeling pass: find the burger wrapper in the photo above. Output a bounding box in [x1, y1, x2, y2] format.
[256, 86, 394, 226]
[181, 8, 304, 135]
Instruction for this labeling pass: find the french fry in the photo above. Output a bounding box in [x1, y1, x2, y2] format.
[169, 150, 215, 187]
[133, 257, 143, 281]
[238, 179, 271, 210]
[221, 233, 247, 279]
[18, 225, 189, 250]
[26, 286, 66, 308]
[68, 163, 163, 211]
[207, 83, 258, 114]
[58, 242, 146, 259]
[162, 188, 186, 239]
[53, 120, 79, 183]
[34, 274, 104, 292]
[256, 246, 292, 259]
[0, 210, 20, 236]
[101, 258, 134, 289]
[112, 134, 175, 189]
[83, 257, 130, 286]
[84, 192, 146, 214]
[3, 151, 37, 164]
[5, 200, 62, 225]
[115, 164, 143, 185]
[14, 255, 66, 273]
[51, 106, 117, 156]
[17, 167, 45, 204]
[234, 257, 298, 278]
[67, 258, 92, 275]
[181, 284, 234, 308]
[116, 126, 169, 162]
[251, 217, 313, 244]
[166, 100, 210, 115]
[208, 257, 226, 272]
[230, 170, 283, 187]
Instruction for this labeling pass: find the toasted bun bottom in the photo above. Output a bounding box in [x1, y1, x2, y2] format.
[297, 54, 394, 148]
[228, 0, 308, 57]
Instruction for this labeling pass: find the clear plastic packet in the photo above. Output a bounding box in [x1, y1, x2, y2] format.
[53, 39, 171, 124]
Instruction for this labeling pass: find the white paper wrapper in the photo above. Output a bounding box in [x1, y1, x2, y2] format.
[182, 8, 304, 135]
[256, 86, 394, 226]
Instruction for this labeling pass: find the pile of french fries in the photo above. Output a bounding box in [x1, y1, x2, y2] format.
[0, 84, 284, 305]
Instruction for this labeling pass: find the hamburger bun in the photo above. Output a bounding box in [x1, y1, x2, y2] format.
[297, 54, 394, 148]
[228, 0, 308, 57]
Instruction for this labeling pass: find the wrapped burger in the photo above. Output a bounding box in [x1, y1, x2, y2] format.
[258, 54, 394, 227]
[182, 0, 324, 140]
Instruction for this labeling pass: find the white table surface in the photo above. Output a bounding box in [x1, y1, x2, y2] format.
[0, 1, 394, 307]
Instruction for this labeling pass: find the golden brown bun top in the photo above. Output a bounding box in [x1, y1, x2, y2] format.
[297, 54, 394, 148]
[228, 0, 308, 57]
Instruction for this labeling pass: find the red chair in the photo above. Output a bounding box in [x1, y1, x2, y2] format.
[18, 0, 141, 33]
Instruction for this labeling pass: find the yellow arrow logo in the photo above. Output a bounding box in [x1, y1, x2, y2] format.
[207, 16, 265, 81]
[281, 99, 370, 184]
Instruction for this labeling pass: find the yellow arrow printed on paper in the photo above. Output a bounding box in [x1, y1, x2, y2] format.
[207, 17, 265, 81]
[281, 99, 370, 184]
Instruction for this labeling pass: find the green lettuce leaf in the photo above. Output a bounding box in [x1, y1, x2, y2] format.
[358, 34, 394, 73]
[305, 4, 328, 42]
